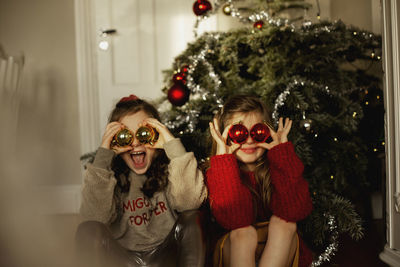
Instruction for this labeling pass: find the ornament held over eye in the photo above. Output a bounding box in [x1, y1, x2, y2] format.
[136, 126, 159, 145]
[228, 124, 249, 144]
[250, 123, 270, 142]
[112, 128, 134, 147]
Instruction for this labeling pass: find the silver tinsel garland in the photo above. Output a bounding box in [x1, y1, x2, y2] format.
[311, 213, 339, 266]
[272, 77, 332, 126]
[163, 33, 223, 133]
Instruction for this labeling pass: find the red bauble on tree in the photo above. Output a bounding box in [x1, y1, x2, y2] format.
[168, 83, 190, 106]
[180, 64, 190, 73]
[253, 20, 264, 29]
[193, 0, 212, 16]
[172, 72, 187, 85]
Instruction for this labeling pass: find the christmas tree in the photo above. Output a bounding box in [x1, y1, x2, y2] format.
[157, 0, 383, 265]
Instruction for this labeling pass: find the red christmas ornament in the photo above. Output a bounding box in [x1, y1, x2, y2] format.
[228, 124, 249, 144]
[180, 65, 190, 73]
[193, 0, 212, 16]
[253, 20, 264, 29]
[172, 72, 187, 85]
[168, 83, 190, 106]
[250, 123, 270, 143]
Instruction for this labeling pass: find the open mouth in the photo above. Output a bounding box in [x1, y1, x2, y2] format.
[130, 151, 146, 168]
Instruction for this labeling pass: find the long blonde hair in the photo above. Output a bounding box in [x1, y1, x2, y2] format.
[211, 95, 273, 210]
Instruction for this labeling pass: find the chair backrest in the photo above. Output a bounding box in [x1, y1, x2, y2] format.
[0, 44, 24, 93]
[0, 45, 25, 152]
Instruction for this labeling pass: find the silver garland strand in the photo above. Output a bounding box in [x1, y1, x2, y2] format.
[272, 77, 335, 126]
[272, 80, 298, 124]
[163, 33, 223, 133]
[311, 214, 339, 266]
[302, 20, 380, 44]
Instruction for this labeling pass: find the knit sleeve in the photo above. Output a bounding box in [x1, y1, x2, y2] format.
[206, 154, 254, 230]
[164, 138, 207, 212]
[267, 142, 312, 222]
[79, 147, 118, 224]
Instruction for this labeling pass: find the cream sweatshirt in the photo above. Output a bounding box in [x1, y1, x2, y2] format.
[79, 138, 207, 251]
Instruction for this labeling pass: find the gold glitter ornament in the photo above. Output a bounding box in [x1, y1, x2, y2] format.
[112, 128, 134, 146]
[222, 3, 232, 15]
[136, 126, 159, 145]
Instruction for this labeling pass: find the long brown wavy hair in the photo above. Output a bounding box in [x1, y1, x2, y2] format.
[211, 95, 273, 212]
[108, 98, 169, 200]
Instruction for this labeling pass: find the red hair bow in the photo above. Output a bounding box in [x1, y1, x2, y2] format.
[119, 94, 139, 103]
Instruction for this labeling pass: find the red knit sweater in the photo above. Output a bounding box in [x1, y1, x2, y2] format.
[206, 142, 313, 267]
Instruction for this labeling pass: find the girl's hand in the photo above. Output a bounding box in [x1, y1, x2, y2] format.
[257, 117, 292, 150]
[101, 122, 133, 154]
[209, 117, 241, 155]
[141, 118, 174, 149]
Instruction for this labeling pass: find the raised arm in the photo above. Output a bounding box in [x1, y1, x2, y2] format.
[80, 147, 118, 224]
[164, 138, 208, 212]
[267, 142, 313, 222]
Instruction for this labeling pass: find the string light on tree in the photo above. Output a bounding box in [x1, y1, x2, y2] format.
[315, 0, 321, 20]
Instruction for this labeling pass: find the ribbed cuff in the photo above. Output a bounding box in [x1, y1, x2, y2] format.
[92, 147, 115, 169]
[164, 138, 186, 159]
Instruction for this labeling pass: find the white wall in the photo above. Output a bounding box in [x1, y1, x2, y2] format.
[0, 0, 82, 186]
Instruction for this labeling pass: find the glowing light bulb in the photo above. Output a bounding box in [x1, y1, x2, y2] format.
[99, 41, 109, 50]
